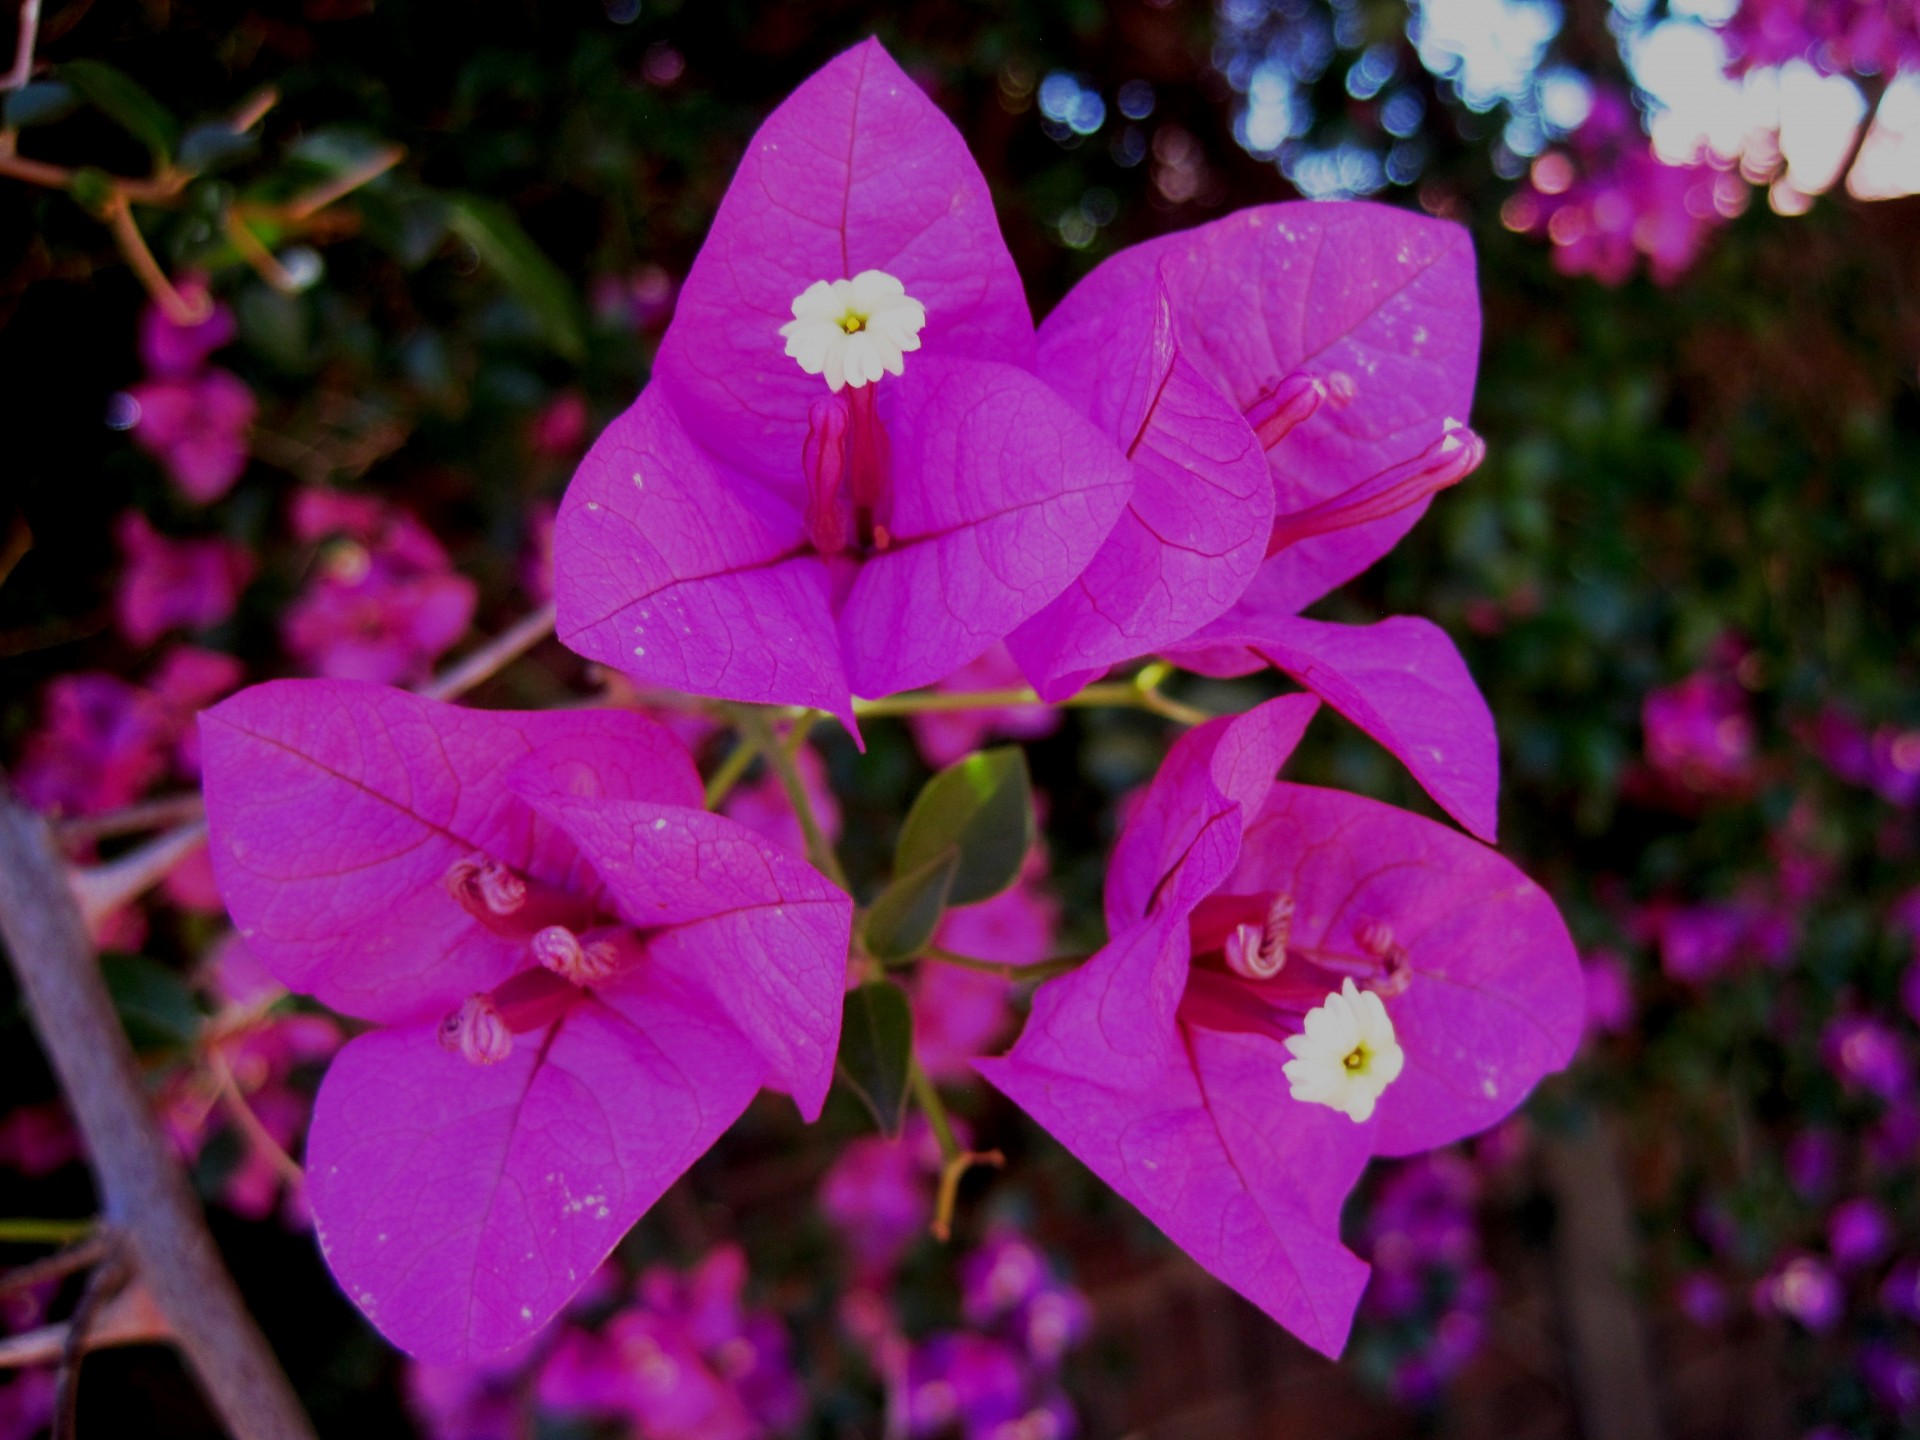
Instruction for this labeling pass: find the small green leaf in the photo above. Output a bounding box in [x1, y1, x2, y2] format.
[836, 980, 914, 1138]
[59, 60, 179, 161]
[4, 80, 79, 130]
[444, 195, 586, 361]
[863, 847, 959, 962]
[178, 122, 257, 174]
[66, 166, 116, 216]
[101, 956, 202, 1054]
[894, 747, 1035, 906]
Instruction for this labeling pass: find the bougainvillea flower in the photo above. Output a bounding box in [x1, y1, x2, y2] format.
[283, 488, 478, 685]
[556, 40, 1132, 723]
[201, 681, 852, 1360]
[1642, 671, 1757, 794]
[979, 697, 1580, 1355]
[127, 368, 256, 505]
[114, 511, 254, 646]
[1006, 202, 1498, 839]
[138, 276, 236, 378]
[13, 672, 169, 818]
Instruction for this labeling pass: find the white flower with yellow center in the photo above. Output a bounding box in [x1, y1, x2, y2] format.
[1281, 978, 1405, 1123]
[779, 270, 927, 391]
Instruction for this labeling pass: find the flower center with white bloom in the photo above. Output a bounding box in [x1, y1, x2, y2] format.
[780, 270, 927, 392]
[1280, 978, 1405, 1123]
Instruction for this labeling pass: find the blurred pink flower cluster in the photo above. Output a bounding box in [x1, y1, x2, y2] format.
[123, 278, 256, 504]
[1504, 91, 1744, 286]
[1719, 0, 1920, 76]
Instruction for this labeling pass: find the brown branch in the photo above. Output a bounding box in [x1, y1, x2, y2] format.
[67, 817, 206, 931]
[54, 1239, 126, 1440]
[0, 785, 318, 1440]
[54, 792, 206, 846]
[0, 1274, 168, 1370]
[1, 0, 42, 93]
[0, 1236, 107, 1298]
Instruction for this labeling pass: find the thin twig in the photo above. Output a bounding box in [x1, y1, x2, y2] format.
[0, 785, 319, 1439]
[703, 735, 759, 810]
[0, 1278, 169, 1370]
[202, 1044, 305, 1194]
[54, 1239, 126, 1440]
[259, 143, 402, 223]
[906, 1060, 1004, 1242]
[918, 944, 1089, 984]
[732, 706, 848, 890]
[0, 1218, 94, 1246]
[852, 674, 1212, 728]
[224, 211, 302, 293]
[416, 600, 556, 702]
[67, 819, 206, 932]
[102, 194, 210, 324]
[0, 1236, 106, 1297]
[1, 0, 42, 92]
[54, 793, 206, 846]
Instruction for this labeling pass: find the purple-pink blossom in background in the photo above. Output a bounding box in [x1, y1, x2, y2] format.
[979, 697, 1581, 1356]
[1505, 90, 1738, 288]
[1642, 671, 1758, 795]
[282, 488, 478, 685]
[114, 510, 254, 646]
[1719, 0, 1920, 76]
[199, 680, 852, 1359]
[556, 40, 1134, 723]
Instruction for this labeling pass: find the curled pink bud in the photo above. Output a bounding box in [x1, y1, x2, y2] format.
[1357, 919, 1403, 963]
[1324, 370, 1357, 409]
[438, 993, 513, 1066]
[532, 925, 624, 985]
[1244, 373, 1324, 450]
[445, 854, 527, 918]
[1223, 893, 1293, 980]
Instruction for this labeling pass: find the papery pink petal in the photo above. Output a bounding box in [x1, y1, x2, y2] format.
[654, 38, 1033, 495]
[838, 357, 1133, 698]
[977, 1022, 1369, 1357]
[1175, 614, 1498, 841]
[1229, 783, 1581, 1153]
[1050, 203, 1479, 614]
[201, 681, 700, 1023]
[1105, 695, 1320, 932]
[306, 976, 762, 1363]
[555, 387, 853, 724]
[507, 783, 851, 1120]
[1010, 282, 1272, 699]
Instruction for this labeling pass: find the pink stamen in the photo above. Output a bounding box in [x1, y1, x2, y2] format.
[1243, 373, 1324, 451]
[442, 853, 596, 939]
[1266, 423, 1485, 557]
[438, 993, 512, 1066]
[532, 924, 630, 986]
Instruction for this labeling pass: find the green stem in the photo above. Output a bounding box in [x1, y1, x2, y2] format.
[908, 1059, 959, 1164]
[851, 673, 1212, 728]
[732, 706, 849, 891]
[909, 1060, 1005, 1242]
[0, 1218, 94, 1246]
[919, 944, 1090, 983]
[702, 736, 759, 810]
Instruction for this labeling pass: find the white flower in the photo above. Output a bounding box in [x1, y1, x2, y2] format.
[1281, 978, 1405, 1123]
[778, 270, 927, 391]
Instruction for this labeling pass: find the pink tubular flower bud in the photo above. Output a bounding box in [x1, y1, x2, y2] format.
[1266, 421, 1486, 557]
[1223, 893, 1292, 980]
[1243, 373, 1324, 451]
[438, 994, 513, 1066]
[803, 395, 853, 555]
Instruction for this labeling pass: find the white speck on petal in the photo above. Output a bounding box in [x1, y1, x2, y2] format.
[1281, 978, 1406, 1123]
[520, 1306, 532, 1320]
[778, 270, 927, 392]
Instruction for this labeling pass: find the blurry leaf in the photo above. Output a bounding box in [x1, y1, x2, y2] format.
[59, 61, 179, 160]
[864, 847, 959, 962]
[894, 747, 1034, 906]
[101, 956, 201, 1055]
[66, 166, 115, 216]
[285, 126, 397, 177]
[836, 980, 913, 1139]
[4, 80, 78, 129]
[444, 195, 586, 361]
[178, 122, 257, 173]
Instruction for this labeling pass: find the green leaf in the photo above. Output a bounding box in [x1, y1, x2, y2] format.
[836, 980, 914, 1139]
[444, 195, 586, 361]
[863, 847, 959, 962]
[894, 747, 1034, 907]
[100, 956, 202, 1054]
[59, 60, 179, 161]
[178, 122, 257, 174]
[4, 80, 78, 130]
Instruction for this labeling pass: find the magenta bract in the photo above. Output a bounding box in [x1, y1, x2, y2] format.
[201, 680, 853, 1361]
[978, 698, 1580, 1356]
[555, 40, 1132, 722]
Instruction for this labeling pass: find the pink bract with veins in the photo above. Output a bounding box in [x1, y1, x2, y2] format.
[978, 697, 1580, 1357]
[555, 39, 1132, 725]
[200, 680, 852, 1361]
[1009, 201, 1500, 841]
